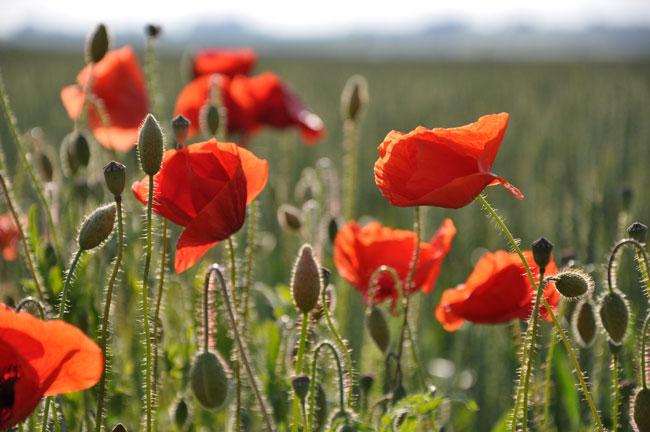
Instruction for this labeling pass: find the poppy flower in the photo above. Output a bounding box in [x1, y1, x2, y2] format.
[131, 139, 268, 273]
[192, 48, 257, 78]
[374, 113, 523, 209]
[174, 72, 326, 145]
[334, 218, 456, 307]
[435, 250, 560, 331]
[61, 46, 148, 152]
[0, 213, 21, 262]
[0, 303, 103, 430]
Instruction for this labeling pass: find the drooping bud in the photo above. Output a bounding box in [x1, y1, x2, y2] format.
[599, 289, 629, 345]
[607, 339, 622, 355]
[103, 161, 126, 197]
[78, 203, 116, 251]
[571, 298, 598, 348]
[531, 237, 553, 270]
[190, 350, 230, 410]
[86, 24, 109, 64]
[554, 270, 593, 300]
[145, 24, 162, 38]
[111, 424, 127, 432]
[171, 114, 191, 148]
[36, 150, 53, 182]
[321, 267, 331, 287]
[291, 374, 311, 402]
[313, 383, 328, 432]
[366, 305, 390, 353]
[632, 387, 650, 432]
[173, 397, 189, 429]
[138, 114, 164, 175]
[340, 74, 368, 122]
[290, 244, 322, 314]
[60, 131, 90, 176]
[627, 222, 648, 244]
[73, 132, 91, 167]
[328, 216, 340, 244]
[391, 384, 407, 405]
[359, 374, 374, 395]
[277, 204, 302, 231]
[200, 103, 221, 138]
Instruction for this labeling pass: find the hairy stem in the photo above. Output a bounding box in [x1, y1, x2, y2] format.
[542, 299, 566, 431]
[242, 200, 257, 337]
[641, 313, 650, 389]
[152, 217, 168, 398]
[397, 206, 421, 360]
[292, 314, 310, 432]
[308, 341, 346, 431]
[226, 237, 241, 432]
[613, 353, 619, 432]
[142, 175, 154, 432]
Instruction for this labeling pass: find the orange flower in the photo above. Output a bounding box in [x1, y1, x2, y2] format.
[0, 213, 20, 262]
[174, 72, 326, 144]
[374, 113, 523, 209]
[131, 139, 268, 273]
[0, 303, 103, 429]
[61, 46, 148, 151]
[192, 48, 257, 78]
[334, 219, 455, 307]
[435, 250, 560, 331]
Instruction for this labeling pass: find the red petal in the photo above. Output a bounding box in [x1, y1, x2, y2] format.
[60, 85, 85, 120]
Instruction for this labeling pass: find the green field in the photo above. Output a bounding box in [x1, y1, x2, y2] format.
[1, 47, 650, 431]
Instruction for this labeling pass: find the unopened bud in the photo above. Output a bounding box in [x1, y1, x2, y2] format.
[366, 305, 390, 353]
[145, 24, 162, 38]
[36, 150, 53, 182]
[190, 350, 230, 410]
[621, 184, 633, 211]
[111, 424, 127, 432]
[103, 161, 126, 197]
[61, 131, 90, 176]
[78, 203, 116, 251]
[291, 374, 311, 402]
[599, 289, 629, 345]
[86, 24, 109, 64]
[633, 387, 650, 432]
[291, 244, 322, 314]
[359, 374, 374, 395]
[554, 270, 593, 299]
[171, 114, 190, 148]
[341, 75, 368, 121]
[173, 397, 189, 429]
[138, 114, 164, 175]
[277, 204, 302, 231]
[328, 216, 340, 244]
[627, 222, 648, 244]
[571, 298, 598, 348]
[200, 103, 221, 137]
[391, 384, 407, 406]
[74, 132, 91, 167]
[531, 237, 553, 270]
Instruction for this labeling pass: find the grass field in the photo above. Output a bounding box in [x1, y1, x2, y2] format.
[1, 46, 650, 431]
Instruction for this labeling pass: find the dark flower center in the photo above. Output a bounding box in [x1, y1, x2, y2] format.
[0, 365, 20, 423]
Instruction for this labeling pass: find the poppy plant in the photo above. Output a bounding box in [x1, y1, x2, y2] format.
[334, 218, 456, 307]
[61, 46, 149, 151]
[131, 139, 268, 273]
[435, 250, 560, 331]
[174, 72, 326, 144]
[0, 213, 20, 262]
[192, 48, 257, 78]
[0, 303, 103, 430]
[374, 113, 523, 209]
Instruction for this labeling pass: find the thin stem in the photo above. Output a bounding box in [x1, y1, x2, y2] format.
[15, 297, 46, 318]
[76, 63, 94, 132]
[342, 118, 359, 221]
[606, 238, 650, 297]
[641, 313, 650, 389]
[613, 353, 619, 432]
[152, 217, 168, 398]
[242, 200, 257, 337]
[542, 299, 567, 431]
[95, 198, 124, 432]
[0, 70, 60, 259]
[58, 249, 83, 319]
[226, 237, 241, 432]
[145, 36, 161, 120]
[202, 255, 211, 354]
[397, 206, 421, 360]
[0, 172, 43, 299]
[292, 314, 310, 432]
[141, 175, 154, 432]
[308, 341, 346, 431]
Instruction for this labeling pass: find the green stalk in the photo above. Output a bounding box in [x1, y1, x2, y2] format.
[226, 237, 242, 432]
[641, 313, 650, 389]
[342, 118, 359, 221]
[152, 217, 168, 398]
[308, 341, 346, 431]
[397, 206, 421, 359]
[142, 175, 154, 432]
[607, 238, 650, 298]
[613, 353, 619, 432]
[242, 200, 257, 337]
[542, 299, 566, 431]
[292, 314, 310, 432]
[95, 198, 124, 432]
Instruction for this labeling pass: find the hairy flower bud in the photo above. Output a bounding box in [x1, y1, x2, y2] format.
[291, 374, 311, 402]
[36, 150, 54, 183]
[359, 374, 374, 395]
[277, 204, 302, 231]
[145, 24, 162, 38]
[554, 270, 593, 299]
[571, 298, 598, 348]
[341, 74, 368, 122]
[531, 237, 553, 270]
[78, 203, 116, 251]
[633, 387, 650, 432]
[190, 351, 230, 410]
[111, 424, 127, 432]
[60, 131, 90, 176]
[391, 384, 407, 405]
[171, 114, 190, 148]
[599, 289, 629, 345]
[173, 397, 189, 429]
[366, 305, 390, 353]
[200, 103, 221, 137]
[627, 222, 648, 244]
[138, 114, 164, 175]
[86, 23, 109, 64]
[103, 161, 126, 197]
[291, 244, 322, 314]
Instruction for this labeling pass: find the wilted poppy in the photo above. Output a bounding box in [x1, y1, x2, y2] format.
[131, 139, 268, 273]
[435, 250, 560, 331]
[0, 213, 21, 262]
[61, 46, 148, 151]
[374, 113, 523, 209]
[174, 72, 326, 144]
[0, 303, 103, 430]
[192, 48, 257, 78]
[334, 218, 456, 307]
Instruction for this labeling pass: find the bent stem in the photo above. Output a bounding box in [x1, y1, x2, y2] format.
[141, 175, 154, 432]
[308, 341, 346, 431]
[152, 217, 168, 398]
[292, 313, 310, 432]
[641, 313, 650, 389]
[397, 206, 421, 360]
[542, 299, 566, 432]
[607, 238, 650, 298]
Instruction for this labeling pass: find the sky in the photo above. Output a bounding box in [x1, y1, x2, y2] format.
[1, 0, 650, 38]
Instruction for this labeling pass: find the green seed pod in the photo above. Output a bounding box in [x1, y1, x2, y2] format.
[628, 222, 648, 244]
[277, 204, 302, 231]
[572, 298, 598, 348]
[60, 131, 90, 176]
[328, 216, 340, 244]
[173, 397, 189, 429]
[633, 387, 650, 432]
[531, 237, 553, 270]
[74, 132, 91, 168]
[138, 114, 164, 176]
[554, 270, 593, 300]
[599, 289, 629, 345]
[190, 350, 230, 410]
[111, 424, 127, 432]
[36, 150, 53, 183]
[171, 114, 191, 148]
[366, 306, 390, 353]
[291, 244, 322, 314]
[86, 23, 109, 64]
[291, 374, 310, 402]
[78, 203, 116, 251]
[200, 103, 221, 137]
[313, 383, 328, 432]
[103, 161, 126, 197]
[340, 74, 368, 122]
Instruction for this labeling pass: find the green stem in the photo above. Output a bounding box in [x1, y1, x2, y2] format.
[142, 175, 154, 432]
[0, 70, 60, 259]
[641, 313, 650, 389]
[308, 341, 346, 431]
[152, 217, 168, 398]
[606, 238, 650, 297]
[292, 314, 310, 432]
[202, 263, 211, 353]
[226, 237, 241, 432]
[15, 297, 46, 318]
[242, 200, 257, 337]
[542, 299, 566, 431]
[613, 353, 619, 432]
[95, 198, 124, 432]
[58, 249, 83, 319]
[145, 36, 161, 120]
[342, 118, 359, 221]
[397, 206, 421, 360]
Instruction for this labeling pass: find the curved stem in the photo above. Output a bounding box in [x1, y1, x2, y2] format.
[368, 265, 403, 308]
[58, 249, 83, 319]
[15, 297, 46, 318]
[141, 175, 154, 432]
[397, 206, 421, 360]
[641, 313, 650, 389]
[292, 314, 310, 432]
[95, 198, 124, 432]
[242, 200, 257, 337]
[613, 353, 619, 432]
[308, 341, 346, 431]
[607, 238, 650, 297]
[152, 217, 168, 398]
[542, 299, 566, 431]
[226, 237, 241, 432]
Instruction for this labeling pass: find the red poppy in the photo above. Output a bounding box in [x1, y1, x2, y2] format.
[0, 213, 21, 262]
[174, 72, 326, 145]
[192, 48, 257, 78]
[131, 139, 268, 273]
[374, 113, 523, 209]
[61, 46, 148, 152]
[334, 218, 456, 307]
[0, 303, 103, 430]
[435, 250, 560, 331]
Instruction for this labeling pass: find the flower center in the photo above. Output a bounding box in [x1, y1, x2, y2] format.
[0, 365, 20, 423]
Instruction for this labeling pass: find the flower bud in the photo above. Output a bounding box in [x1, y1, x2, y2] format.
[621, 184, 633, 211]
[599, 289, 629, 345]
[359, 374, 374, 395]
[311, 283, 336, 322]
[173, 397, 189, 429]
[627, 222, 648, 244]
[291, 244, 322, 314]
[633, 387, 650, 432]
[36, 150, 53, 183]
[341, 74, 368, 122]
[321, 268, 332, 288]
[554, 270, 593, 299]
[138, 114, 164, 175]
[145, 24, 162, 38]
[531, 237, 553, 270]
[391, 384, 407, 405]
[366, 305, 390, 353]
[171, 114, 191, 148]
[103, 161, 126, 197]
[291, 374, 311, 402]
[111, 424, 127, 432]
[78, 203, 116, 251]
[61, 131, 90, 176]
[313, 383, 328, 432]
[571, 298, 598, 348]
[86, 23, 109, 64]
[277, 204, 302, 231]
[190, 350, 230, 410]
[200, 103, 221, 137]
[607, 339, 622, 355]
[328, 216, 340, 244]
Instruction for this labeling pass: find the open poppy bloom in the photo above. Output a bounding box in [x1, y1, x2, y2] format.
[192, 48, 257, 78]
[334, 218, 456, 307]
[131, 139, 268, 273]
[374, 113, 523, 209]
[0, 213, 21, 262]
[174, 72, 326, 145]
[435, 250, 560, 331]
[61, 46, 148, 151]
[0, 303, 103, 430]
